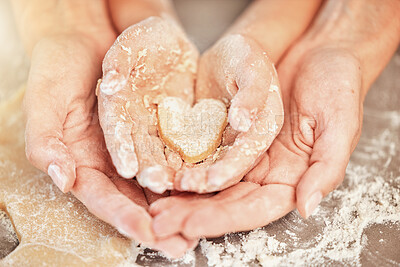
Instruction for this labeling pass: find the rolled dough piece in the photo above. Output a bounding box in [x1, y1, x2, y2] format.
[0, 88, 138, 266]
[157, 97, 227, 163]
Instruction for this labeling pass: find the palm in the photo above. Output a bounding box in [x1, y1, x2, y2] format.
[97, 17, 199, 194]
[25, 18, 197, 256]
[173, 34, 283, 193]
[150, 45, 363, 239]
[250, 45, 361, 193]
[29, 33, 157, 239]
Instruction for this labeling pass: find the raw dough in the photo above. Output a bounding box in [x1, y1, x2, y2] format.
[157, 97, 227, 163]
[0, 88, 137, 266]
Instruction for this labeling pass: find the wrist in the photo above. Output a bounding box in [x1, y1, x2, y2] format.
[225, 0, 323, 63]
[301, 0, 400, 93]
[12, 0, 113, 55]
[109, 0, 179, 33]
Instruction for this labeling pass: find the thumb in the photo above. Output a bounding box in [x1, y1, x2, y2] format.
[24, 95, 76, 193]
[24, 41, 77, 193]
[296, 121, 361, 218]
[226, 35, 276, 132]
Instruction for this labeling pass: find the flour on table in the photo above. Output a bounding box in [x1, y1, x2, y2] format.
[198, 127, 400, 266]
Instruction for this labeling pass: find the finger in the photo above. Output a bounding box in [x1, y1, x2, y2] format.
[128, 97, 175, 194]
[296, 125, 359, 218]
[227, 36, 276, 132]
[99, 16, 197, 97]
[182, 184, 295, 238]
[24, 43, 78, 193]
[244, 152, 270, 184]
[71, 167, 155, 244]
[152, 182, 260, 238]
[98, 93, 139, 178]
[180, 80, 284, 193]
[210, 76, 284, 189]
[149, 192, 214, 217]
[25, 123, 76, 193]
[132, 125, 175, 194]
[97, 20, 146, 178]
[99, 17, 197, 189]
[111, 178, 149, 208]
[98, 18, 170, 178]
[143, 188, 169, 205]
[152, 235, 198, 259]
[244, 135, 309, 187]
[137, 165, 175, 194]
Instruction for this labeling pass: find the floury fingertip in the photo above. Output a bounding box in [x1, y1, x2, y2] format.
[228, 107, 252, 132]
[100, 70, 127, 95]
[304, 191, 323, 218]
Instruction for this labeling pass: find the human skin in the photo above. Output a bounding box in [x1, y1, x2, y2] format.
[107, 0, 324, 194]
[173, 0, 324, 193]
[12, 0, 197, 258]
[150, 0, 400, 239]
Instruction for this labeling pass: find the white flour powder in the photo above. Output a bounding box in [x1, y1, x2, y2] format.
[197, 128, 400, 266]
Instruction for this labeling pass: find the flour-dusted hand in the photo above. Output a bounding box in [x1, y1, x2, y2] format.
[173, 34, 283, 193]
[170, 0, 323, 194]
[98, 17, 199, 194]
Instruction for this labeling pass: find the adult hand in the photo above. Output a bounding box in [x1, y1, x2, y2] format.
[150, 44, 363, 239]
[149, 0, 400, 239]
[18, 0, 196, 257]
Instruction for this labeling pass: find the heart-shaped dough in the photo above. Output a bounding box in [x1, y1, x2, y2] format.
[157, 97, 227, 163]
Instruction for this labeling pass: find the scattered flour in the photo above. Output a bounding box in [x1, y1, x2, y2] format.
[198, 164, 399, 266]
[197, 125, 400, 266]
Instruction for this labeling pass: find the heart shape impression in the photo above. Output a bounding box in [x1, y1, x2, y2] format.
[157, 96, 227, 163]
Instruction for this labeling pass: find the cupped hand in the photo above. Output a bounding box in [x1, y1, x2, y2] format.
[97, 17, 199, 194]
[173, 34, 283, 193]
[23, 12, 196, 257]
[150, 44, 362, 238]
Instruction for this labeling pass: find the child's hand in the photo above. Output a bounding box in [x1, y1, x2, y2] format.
[172, 34, 283, 193]
[97, 17, 199, 194]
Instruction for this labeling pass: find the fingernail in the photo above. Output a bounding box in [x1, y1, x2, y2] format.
[48, 163, 67, 192]
[305, 191, 323, 218]
[118, 222, 155, 244]
[229, 107, 252, 132]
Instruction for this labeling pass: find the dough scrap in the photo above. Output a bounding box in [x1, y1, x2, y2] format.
[0, 88, 138, 266]
[157, 97, 227, 163]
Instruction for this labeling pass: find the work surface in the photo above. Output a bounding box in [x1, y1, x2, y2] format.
[1, 0, 399, 266]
